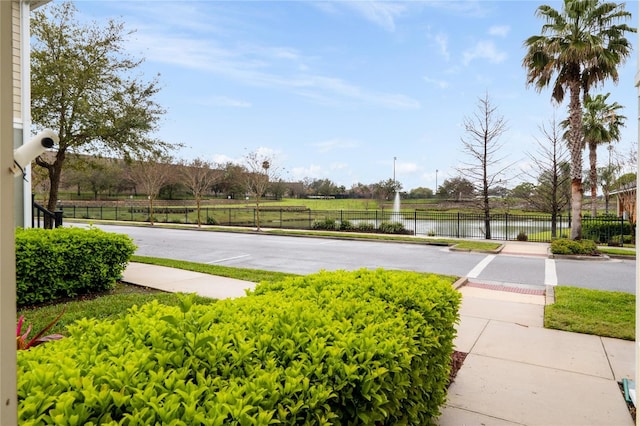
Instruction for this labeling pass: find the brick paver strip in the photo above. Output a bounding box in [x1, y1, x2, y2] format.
[466, 281, 546, 296]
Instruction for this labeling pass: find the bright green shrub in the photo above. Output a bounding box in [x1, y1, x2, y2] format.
[255, 269, 461, 424]
[312, 218, 337, 230]
[18, 270, 460, 425]
[354, 222, 375, 232]
[338, 219, 353, 231]
[15, 227, 136, 306]
[378, 221, 409, 234]
[609, 234, 633, 245]
[550, 238, 598, 255]
[582, 220, 631, 243]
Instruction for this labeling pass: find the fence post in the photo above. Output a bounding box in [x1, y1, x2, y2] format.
[54, 210, 63, 228]
[280, 209, 283, 228]
[457, 212, 460, 238]
[414, 211, 417, 235]
[505, 213, 508, 241]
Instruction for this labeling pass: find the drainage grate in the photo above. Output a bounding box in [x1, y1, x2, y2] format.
[466, 281, 545, 296]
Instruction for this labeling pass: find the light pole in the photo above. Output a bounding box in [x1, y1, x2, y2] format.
[436, 169, 439, 194]
[393, 157, 396, 183]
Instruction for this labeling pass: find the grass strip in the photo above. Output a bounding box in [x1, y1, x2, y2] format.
[18, 258, 298, 338]
[130, 255, 299, 282]
[17, 283, 216, 337]
[598, 247, 636, 257]
[452, 241, 502, 251]
[544, 286, 635, 340]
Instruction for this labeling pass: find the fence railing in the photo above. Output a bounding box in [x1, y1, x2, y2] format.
[33, 195, 63, 229]
[59, 204, 631, 243]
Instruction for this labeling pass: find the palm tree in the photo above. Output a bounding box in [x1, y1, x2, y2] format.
[582, 93, 625, 216]
[523, 0, 634, 240]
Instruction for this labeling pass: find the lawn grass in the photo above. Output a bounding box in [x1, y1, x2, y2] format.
[452, 240, 502, 251]
[131, 255, 300, 282]
[17, 282, 217, 338]
[598, 247, 636, 257]
[18, 258, 299, 338]
[544, 286, 635, 340]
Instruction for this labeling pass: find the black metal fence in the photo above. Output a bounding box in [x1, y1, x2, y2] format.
[60, 205, 632, 243]
[33, 195, 63, 229]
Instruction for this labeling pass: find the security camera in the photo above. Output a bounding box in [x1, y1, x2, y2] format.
[11, 129, 58, 177]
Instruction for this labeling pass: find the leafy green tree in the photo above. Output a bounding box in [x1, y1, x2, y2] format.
[615, 172, 636, 188]
[348, 182, 374, 199]
[599, 163, 619, 214]
[31, 2, 173, 212]
[214, 162, 247, 198]
[372, 179, 402, 203]
[581, 93, 625, 216]
[523, 0, 634, 239]
[510, 182, 535, 200]
[437, 177, 475, 200]
[408, 187, 434, 199]
[303, 178, 341, 196]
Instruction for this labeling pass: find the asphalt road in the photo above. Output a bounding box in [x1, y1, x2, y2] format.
[81, 224, 636, 294]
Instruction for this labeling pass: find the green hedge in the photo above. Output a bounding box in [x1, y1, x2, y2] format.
[582, 220, 631, 244]
[550, 238, 598, 255]
[16, 227, 136, 306]
[18, 269, 460, 425]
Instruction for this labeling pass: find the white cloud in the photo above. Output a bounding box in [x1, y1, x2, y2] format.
[211, 154, 239, 164]
[462, 41, 507, 65]
[130, 32, 420, 110]
[434, 33, 450, 61]
[330, 162, 348, 170]
[423, 75, 450, 89]
[290, 164, 324, 181]
[198, 96, 251, 108]
[343, 2, 408, 32]
[488, 25, 510, 37]
[397, 162, 419, 174]
[313, 138, 359, 153]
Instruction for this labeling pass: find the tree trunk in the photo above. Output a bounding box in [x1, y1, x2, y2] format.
[589, 141, 597, 217]
[149, 197, 155, 225]
[570, 179, 582, 240]
[551, 211, 557, 239]
[255, 196, 261, 231]
[45, 150, 65, 212]
[484, 194, 491, 240]
[568, 79, 583, 240]
[196, 196, 201, 228]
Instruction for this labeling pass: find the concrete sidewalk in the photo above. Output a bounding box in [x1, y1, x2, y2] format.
[122, 262, 256, 299]
[438, 285, 634, 425]
[121, 245, 635, 425]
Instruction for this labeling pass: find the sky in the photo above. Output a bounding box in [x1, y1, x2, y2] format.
[68, 0, 638, 192]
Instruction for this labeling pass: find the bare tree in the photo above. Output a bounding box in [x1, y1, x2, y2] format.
[178, 158, 221, 227]
[526, 116, 570, 238]
[244, 151, 282, 231]
[458, 93, 510, 239]
[126, 154, 173, 225]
